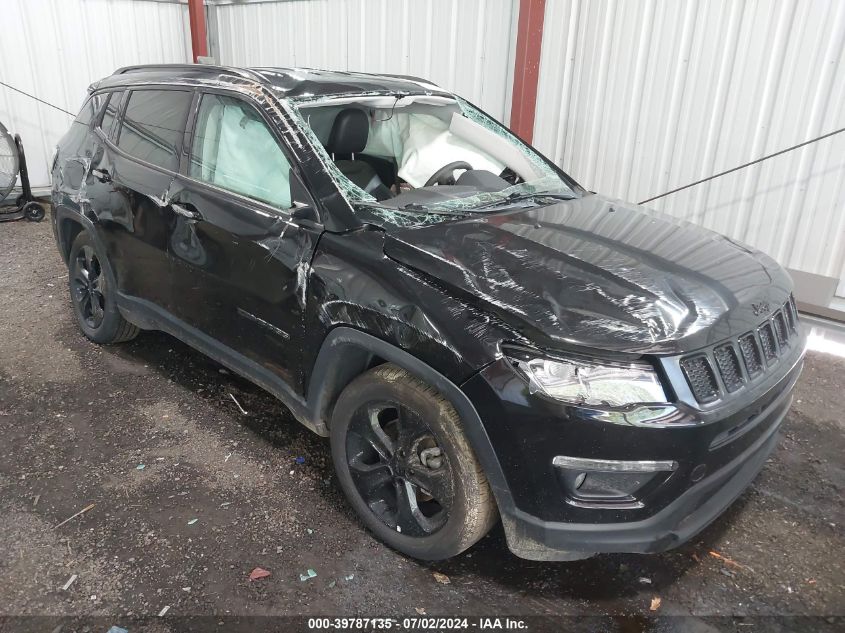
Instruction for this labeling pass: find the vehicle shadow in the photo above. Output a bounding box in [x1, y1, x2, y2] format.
[113, 328, 749, 601]
[427, 494, 750, 602]
[113, 329, 331, 458]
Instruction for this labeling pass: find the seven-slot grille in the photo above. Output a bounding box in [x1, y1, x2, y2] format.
[680, 295, 799, 404]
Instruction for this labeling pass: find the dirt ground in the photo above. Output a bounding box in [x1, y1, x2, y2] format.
[0, 214, 842, 631]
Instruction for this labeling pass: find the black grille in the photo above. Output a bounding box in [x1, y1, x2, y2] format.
[785, 295, 798, 331]
[680, 356, 719, 403]
[713, 344, 743, 392]
[680, 298, 799, 404]
[772, 310, 788, 347]
[759, 322, 777, 362]
[738, 333, 763, 376]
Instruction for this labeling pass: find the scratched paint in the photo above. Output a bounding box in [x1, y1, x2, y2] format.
[54, 65, 796, 372]
[49, 66, 806, 564]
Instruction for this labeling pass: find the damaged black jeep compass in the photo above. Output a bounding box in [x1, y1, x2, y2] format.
[51, 65, 805, 561]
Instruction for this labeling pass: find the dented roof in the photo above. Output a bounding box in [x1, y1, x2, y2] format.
[92, 64, 445, 99]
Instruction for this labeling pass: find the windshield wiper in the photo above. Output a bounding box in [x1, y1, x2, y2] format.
[353, 191, 574, 216]
[398, 202, 467, 216]
[353, 200, 465, 216]
[472, 191, 576, 210]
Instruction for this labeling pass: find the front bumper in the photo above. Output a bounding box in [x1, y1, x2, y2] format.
[501, 399, 785, 560]
[461, 338, 804, 561]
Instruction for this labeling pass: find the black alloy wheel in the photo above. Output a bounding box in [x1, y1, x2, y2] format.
[67, 231, 139, 344]
[346, 401, 453, 536]
[71, 244, 106, 330]
[331, 364, 497, 560]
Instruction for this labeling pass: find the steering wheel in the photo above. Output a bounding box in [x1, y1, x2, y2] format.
[424, 161, 473, 187]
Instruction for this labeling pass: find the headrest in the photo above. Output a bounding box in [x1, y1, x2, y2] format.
[326, 108, 368, 155]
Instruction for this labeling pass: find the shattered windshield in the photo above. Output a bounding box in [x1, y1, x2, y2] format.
[290, 93, 578, 223]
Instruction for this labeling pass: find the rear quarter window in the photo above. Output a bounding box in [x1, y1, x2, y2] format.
[117, 89, 193, 172]
[58, 92, 113, 159]
[99, 91, 124, 137]
[74, 93, 106, 126]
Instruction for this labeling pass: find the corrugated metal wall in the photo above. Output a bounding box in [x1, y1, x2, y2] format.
[533, 0, 845, 286]
[0, 0, 192, 189]
[4, 0, 842, 301]
[209, 0, 519, 124]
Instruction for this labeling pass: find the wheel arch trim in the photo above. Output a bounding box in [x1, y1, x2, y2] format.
[53, 206, 121, 295]
[54, 205, 100, 264]
[304, 326, 515, 515]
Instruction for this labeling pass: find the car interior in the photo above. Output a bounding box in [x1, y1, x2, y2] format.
[296, 95, 557, 209]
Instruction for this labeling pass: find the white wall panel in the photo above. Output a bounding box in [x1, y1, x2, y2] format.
[210, 0, 519, 123]
[5, 0, 839, 298]
[534, 0, 845, 284]
[0, 0, 192, 189]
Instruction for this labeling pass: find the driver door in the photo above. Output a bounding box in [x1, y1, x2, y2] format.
[167, 90, 322, 389]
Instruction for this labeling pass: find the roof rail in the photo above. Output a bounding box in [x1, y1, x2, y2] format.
[379, 73, 440, 89]
[114, 64, 267, 84]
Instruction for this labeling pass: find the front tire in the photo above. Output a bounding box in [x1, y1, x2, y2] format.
[68, 231, 139, 344]
[330, 364, 497, 560]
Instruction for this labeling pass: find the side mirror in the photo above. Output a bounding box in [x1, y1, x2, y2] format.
[290, 202, 317, 222]
[289, 168, 318, 222]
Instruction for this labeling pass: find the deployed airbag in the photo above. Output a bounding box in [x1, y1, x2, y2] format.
[197, 99, 292, 209]
[364, 113, 504, 188]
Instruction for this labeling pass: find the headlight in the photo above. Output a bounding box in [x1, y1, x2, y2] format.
[511, 356, 667, 407]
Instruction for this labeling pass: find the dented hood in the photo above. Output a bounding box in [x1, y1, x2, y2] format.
[383, 194, 793, 355]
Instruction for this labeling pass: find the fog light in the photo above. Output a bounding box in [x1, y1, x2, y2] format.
[553, 455, 677, 508]
[576, 471, 656, 498]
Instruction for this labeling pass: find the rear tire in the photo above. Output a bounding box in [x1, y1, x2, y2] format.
[330, 364, 497, 560]
[68, 231, 139, 344]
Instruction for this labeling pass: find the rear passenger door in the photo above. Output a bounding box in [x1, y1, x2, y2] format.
[167, 90, 322, 389]
[101, 88, 193, 311]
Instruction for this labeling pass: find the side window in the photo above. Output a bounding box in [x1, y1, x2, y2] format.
[189, 93, 292, 209]
[99, 91, 124, 137]
[74, 93, 105, 126]
[117, 89, 192, 171]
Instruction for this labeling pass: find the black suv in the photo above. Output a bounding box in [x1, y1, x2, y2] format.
[51, 65, 805, 561]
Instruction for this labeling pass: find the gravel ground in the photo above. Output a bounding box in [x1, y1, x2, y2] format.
[0, 213, 842, 631]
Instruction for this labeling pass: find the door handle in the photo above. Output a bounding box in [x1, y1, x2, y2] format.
[171, 203, 202, 221]
[91, 168, 111, 183]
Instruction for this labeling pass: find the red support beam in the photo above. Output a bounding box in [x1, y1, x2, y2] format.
[509, 0, 546, 144]
[187, 0, 208, 63]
